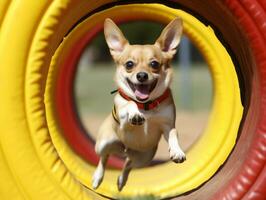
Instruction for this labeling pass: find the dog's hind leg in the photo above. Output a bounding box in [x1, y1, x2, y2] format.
[117, 147, 157, 191]
[117, 158, 132, 191]
[93, 136, 125, 189]
[92, 154, 108, 189]
[93, 138, 125, 189]
[92, 115, 125, 189]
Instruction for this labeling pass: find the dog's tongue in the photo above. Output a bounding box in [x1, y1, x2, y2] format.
[135, 85, 149, 101]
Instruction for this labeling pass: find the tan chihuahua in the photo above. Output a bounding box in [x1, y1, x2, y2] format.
[92, 18, 186, 191]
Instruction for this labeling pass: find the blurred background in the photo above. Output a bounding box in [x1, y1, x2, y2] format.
[74, 21, 212, 161]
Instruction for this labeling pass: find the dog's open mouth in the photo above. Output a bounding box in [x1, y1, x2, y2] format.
[127, 78, 157, 102]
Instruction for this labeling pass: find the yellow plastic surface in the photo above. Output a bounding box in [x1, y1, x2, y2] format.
[0, 1, 243, 199]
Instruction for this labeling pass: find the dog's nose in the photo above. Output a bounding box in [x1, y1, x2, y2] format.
[136, 72, 148, 82]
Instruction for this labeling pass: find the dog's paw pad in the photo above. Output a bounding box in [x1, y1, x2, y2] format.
[129, 114, 145, 125]
[172, 155, 186, 163]
[169, 149, 186, 163]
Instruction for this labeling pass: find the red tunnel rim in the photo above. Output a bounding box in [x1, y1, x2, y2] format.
[211, 0, 266, 199]
[56, 22, 124, 168]
[55, 1, 266, 198]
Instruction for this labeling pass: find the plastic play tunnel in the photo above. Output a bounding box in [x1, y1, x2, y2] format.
[0, 1, 266, 200]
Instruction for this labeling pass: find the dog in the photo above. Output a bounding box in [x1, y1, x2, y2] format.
[92, 18, 186, 191]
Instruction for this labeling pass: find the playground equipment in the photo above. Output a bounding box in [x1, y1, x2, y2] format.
[0, 1, 265, 199]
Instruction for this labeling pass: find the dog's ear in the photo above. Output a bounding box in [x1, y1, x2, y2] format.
[104, 18, 129, 58]
[155, 17, 183, 59]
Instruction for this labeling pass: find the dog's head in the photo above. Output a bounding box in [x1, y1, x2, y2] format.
[104, 18, 183, 102]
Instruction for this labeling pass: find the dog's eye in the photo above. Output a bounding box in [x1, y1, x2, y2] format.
[150, 60, 160, 70]
[125, 61, 134, 70]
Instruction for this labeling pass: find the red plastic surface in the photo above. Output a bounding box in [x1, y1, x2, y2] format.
[211, 0, 266, 199]
[56, 24, 123, 168]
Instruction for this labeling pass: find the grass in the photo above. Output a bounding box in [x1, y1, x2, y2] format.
[74, 63, 213, 117]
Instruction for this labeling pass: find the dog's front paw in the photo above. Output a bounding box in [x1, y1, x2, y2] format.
[129, 113, 145, 126]
[169, 148, 186, 163]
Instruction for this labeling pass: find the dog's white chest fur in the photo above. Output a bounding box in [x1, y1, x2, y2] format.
[117, 117, 162, 151]
[114, 94, 174, 151]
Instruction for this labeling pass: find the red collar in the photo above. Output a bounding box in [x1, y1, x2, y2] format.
[118, 88, 171, 110]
